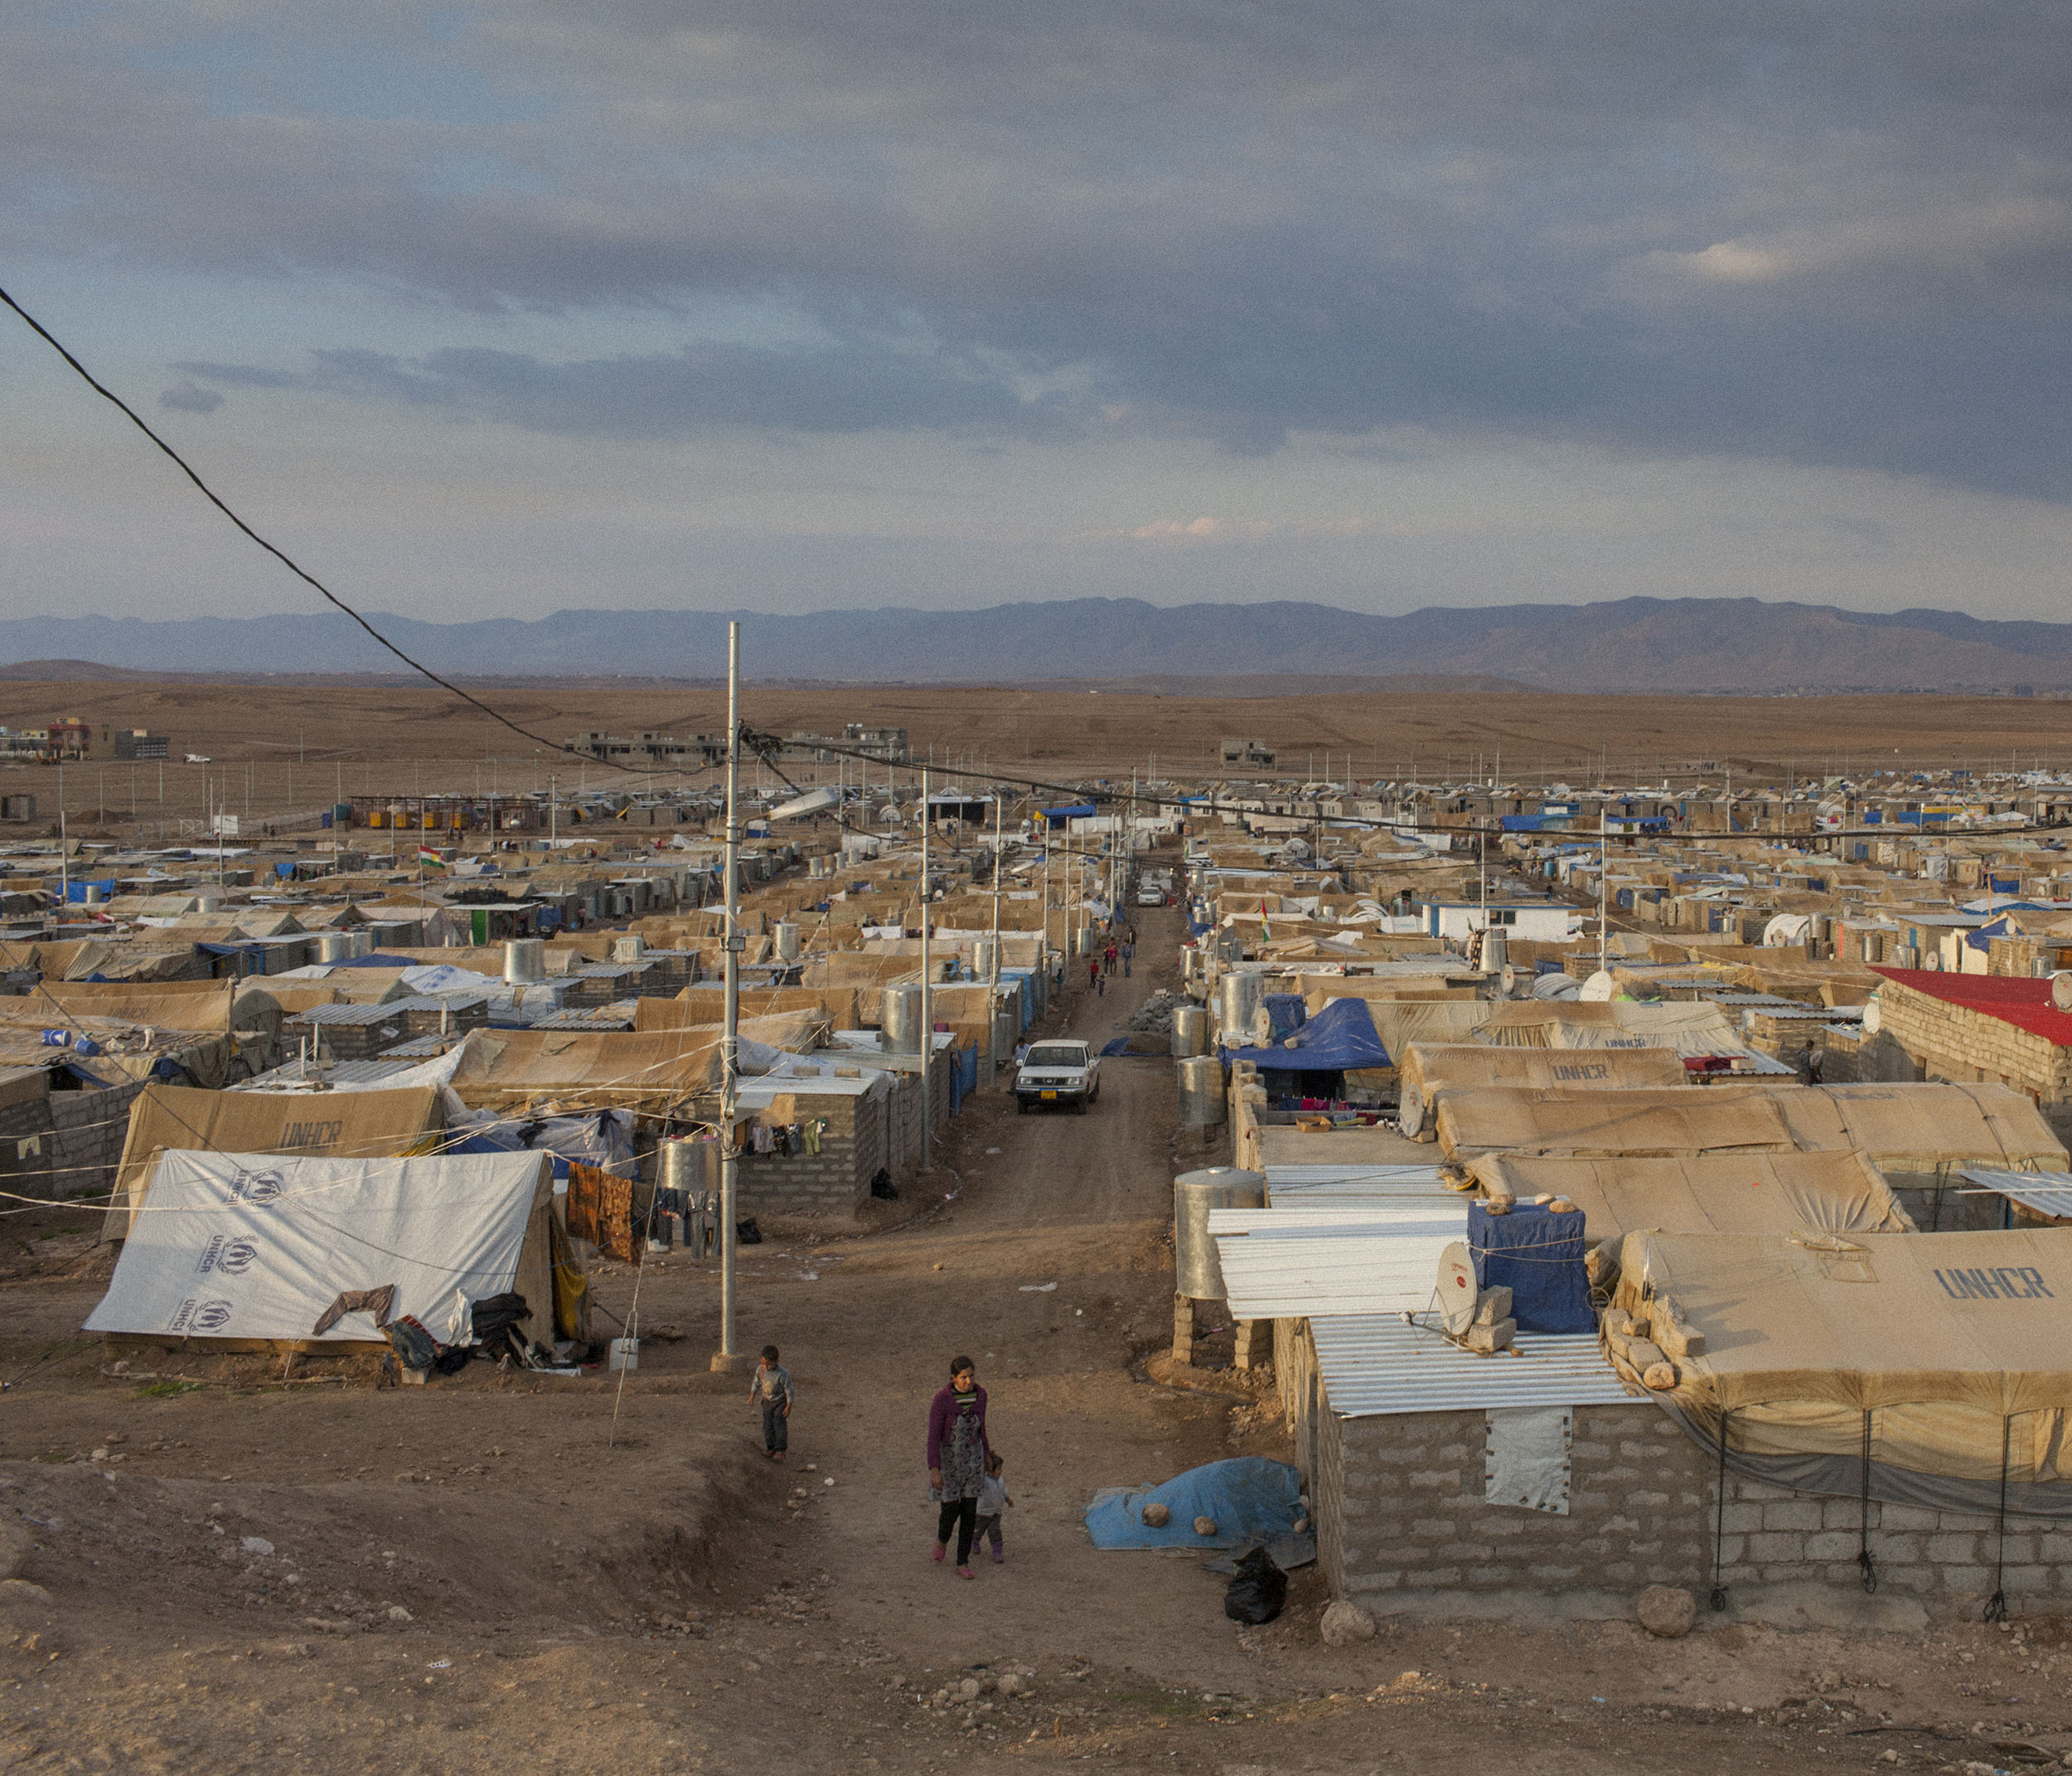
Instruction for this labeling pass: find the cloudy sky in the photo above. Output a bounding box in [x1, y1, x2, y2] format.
[4, 0, 2070, 624]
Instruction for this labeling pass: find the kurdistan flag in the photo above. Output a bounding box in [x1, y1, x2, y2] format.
[419, 847, 448, 871]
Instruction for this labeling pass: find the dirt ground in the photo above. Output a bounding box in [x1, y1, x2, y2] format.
[4, 676, 2072, 839]
[2, 906, 2070, 1773]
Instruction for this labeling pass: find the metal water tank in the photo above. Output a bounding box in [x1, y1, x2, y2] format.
[882, 982, 924, 1053]
[348, 928, 375, 957]
[658, 1136, 703, 1198]
[316, 932, 354, 964]
[972, 936, 999, 982]
[1481, 928, 1508, 976]
[1173, 1166, 1265, 1299]
[613, 934, 646, 963]
[774, 921, 801, 961]
[1171, 1005, 1208, 1057]
[1176, 1054, 1227, 1128]
[505, 937, 547, 984]
[1217, 970, 1261, 1040]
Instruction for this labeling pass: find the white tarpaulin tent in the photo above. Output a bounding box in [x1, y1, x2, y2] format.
[85, 1149, 554, 1349]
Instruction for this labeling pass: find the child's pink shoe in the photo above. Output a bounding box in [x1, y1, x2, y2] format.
[956, 1566, 975, 1580]
[930, 1541, 945, 1563]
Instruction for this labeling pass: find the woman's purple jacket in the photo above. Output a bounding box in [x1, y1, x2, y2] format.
[927, 1383, 989, 1470]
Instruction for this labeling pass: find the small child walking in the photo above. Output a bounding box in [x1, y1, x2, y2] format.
[973, 1453, 1013, 1563]
[749, 1344, 792, 1461]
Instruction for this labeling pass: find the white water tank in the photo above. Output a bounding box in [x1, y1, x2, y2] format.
[972, 936, 999, 982]
[1176, 1055, 1227, 1129]
[882, 983, 924, 1053]
[1217, 970, 1261, 1041]
[774, 921, 801, 961]
[316, 932, 354, 964]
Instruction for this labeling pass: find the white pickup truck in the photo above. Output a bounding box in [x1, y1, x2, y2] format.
[1014, 1039, 1101, 1114]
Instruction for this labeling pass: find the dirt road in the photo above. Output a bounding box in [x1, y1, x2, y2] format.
[0, 905, 2065, 1772]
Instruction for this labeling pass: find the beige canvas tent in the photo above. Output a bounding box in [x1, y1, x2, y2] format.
[1400, 1041, 1688, 1138]
[1617, 1228, 2072, 1491]
[1435, 1086, 1799, 1160]
[105, 1082, 447, 1242]
[444, 1012, 823, 1112]
[1473, 1000, 1750, 1053]
[1473, 1151, 1915, 1240]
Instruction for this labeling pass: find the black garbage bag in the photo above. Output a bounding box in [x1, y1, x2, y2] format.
[736, 1217, 763, 1246]
[1222, 1546, 1287, 1625]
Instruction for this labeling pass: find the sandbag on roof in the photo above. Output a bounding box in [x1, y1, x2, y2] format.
[1435, 1086, 1799, 1160]
[86, 1148, 557, 1353]
[1400, 1042, 1688, 1138]
[1616, 1228, 2072, 1488]
[105, 1082, 447, 1243]
[1473, 1152, 1915, 1240]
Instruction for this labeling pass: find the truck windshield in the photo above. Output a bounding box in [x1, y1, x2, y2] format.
[1024, 1045, 1085, 1067]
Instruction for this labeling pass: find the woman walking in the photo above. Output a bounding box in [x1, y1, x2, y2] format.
[927, 1355, 992, 1579]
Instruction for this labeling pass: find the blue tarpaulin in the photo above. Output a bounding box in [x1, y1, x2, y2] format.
[1261, 993, 1307, 1043]
[1041, 803, 1097, 826]
[1085, 1459, 1303, 1551]
[1469, 1199, 1593, 1333]
[1223, 995, 1387, 1072]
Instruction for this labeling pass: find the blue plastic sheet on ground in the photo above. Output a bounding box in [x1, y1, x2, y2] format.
[1469, 1198, 1594, 1333]
[1084, 1458, 1302, 1551]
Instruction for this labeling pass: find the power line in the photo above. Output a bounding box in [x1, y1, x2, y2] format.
[0, 284, 660, 777]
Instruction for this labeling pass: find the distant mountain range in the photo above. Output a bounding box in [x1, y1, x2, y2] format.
[2, 597, 2069, 693]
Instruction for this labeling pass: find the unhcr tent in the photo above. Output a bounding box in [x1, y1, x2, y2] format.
[1473, 999, 1750, 1055]
[444, 1013, 823, 1113]
[1617, 1228, 2072, 1515]
[104, 1082, 447, 1243]
[86, 1149, 561, 1353]
[1472, 1152, 1915, 1240]
[1399, 1042, 1688, 1139]
[1435, 1086, 1799, 1161]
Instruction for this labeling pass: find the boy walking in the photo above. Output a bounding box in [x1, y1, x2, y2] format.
[749, 1344, 792, 1461]
[973, 1453, 1013, 1563]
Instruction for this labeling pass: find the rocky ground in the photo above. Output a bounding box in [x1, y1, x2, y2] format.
[0, 900, 2068, 1773]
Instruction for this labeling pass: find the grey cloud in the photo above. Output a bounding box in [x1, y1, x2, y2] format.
[9, 1, 2072, 491]
[157, 380, 224, 414]
[181, 340, 1088, 439]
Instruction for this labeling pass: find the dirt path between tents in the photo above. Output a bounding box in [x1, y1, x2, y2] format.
[0, 896, 2068, 1773]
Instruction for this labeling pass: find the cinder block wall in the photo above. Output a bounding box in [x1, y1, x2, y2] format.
[736, 1091, 871, 1213]
[1317, 1398, 2072, 1616]
[1714, 1475, 2072, 1610]
[47, 1080, 145, 1206]
[1319, 1403, 1711, 1603]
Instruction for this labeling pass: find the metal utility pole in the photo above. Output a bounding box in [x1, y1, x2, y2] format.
[920, 767, 933, 1169]
[1598, 806, 1609, 978]
[712, 622, 744, 1374]
[549, 775, 558, 845]
[989, 788, 1004, 1079]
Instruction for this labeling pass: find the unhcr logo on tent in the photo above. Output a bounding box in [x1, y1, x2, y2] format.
[167, 1297, 234, 1334]
[196, 1234, 259, 1277]
[225, 1169, 284, 1206]
[1933, 1266, 2053, 1301]
[279, 1120, 345, 1150]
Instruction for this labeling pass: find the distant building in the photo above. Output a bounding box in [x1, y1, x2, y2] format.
[564, 731, 727, 766]
[785, 724, 910, 763]
[1221, 737, 1277, 768]
[111, 729, 171, 761]
[46, 718, 90, 759]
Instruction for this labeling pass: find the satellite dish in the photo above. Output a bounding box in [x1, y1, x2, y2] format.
[1861, 994, 1883, 1035]
[1499, 962, 1519, 998]
[2053, 974, 2072, 1013]
[1437, 1241, 1478, 1336]
[1579, 969, 1617, 1002]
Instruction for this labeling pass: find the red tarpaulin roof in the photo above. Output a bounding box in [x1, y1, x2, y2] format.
[1871, 966, 2072, 1048]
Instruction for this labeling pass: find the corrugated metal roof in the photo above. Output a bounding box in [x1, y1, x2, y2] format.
[1262, 1164, 1463, 1207]
[1209, 1203, 1468, 1319]
[1310, 1315, 1634, 1418]
[1957, 1167, 2072, 1222]
[233, 1057, 424, 1090]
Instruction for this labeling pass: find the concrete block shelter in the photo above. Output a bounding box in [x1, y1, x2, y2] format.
[1277, 1315, 2072, 1621]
